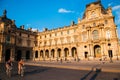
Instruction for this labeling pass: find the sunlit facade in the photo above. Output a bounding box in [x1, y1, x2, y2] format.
[0, 1, 119, 62]
[33, 1, 120, 61]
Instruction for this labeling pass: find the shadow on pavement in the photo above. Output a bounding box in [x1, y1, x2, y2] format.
[80, 67, 101, 80]
[89, 68, 101, 80]
[80, 70, 93, 80]
[24, 66, 50, 76]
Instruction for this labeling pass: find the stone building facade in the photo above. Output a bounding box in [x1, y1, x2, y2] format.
[0, 1, 119, 62]
[0, 10, 37, 62]
[33, 1, 119, 61]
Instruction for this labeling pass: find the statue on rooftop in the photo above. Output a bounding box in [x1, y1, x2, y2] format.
[3, 9, 7, 18]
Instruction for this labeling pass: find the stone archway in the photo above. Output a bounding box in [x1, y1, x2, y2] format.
[5, 49, 11, 61]
[40, 50, 44, 58]
[45, 50, 49, 58]
[71, 47, 77, 58]
[57, 48, 61, 58]
[94, 45, 101, 58]
[64, 48, 69, 60]
[16, 50, 22, 61]
[26, 51, 30, 60]
[51, 49, 55, 58]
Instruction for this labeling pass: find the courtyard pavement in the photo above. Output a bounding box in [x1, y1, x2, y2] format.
[0, 60, 120, 80]
[25, 60, 120, 73]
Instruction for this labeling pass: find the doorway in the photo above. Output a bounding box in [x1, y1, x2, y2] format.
[5, 49, 11, 61]
[94, 45, 101, 58]
[16, 50, 22, 61]
[84, 52, 88, 58]
[26, 51, 30, 60]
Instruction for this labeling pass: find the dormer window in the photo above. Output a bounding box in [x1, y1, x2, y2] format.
[55, 33, 57, 36]
[82, 25, 85, 29]
[105, 20, 108, 24]
[91, 11, 96, 18]
[61, 32, 63, 35]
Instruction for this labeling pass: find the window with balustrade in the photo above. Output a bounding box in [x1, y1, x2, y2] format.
[92, 30, 99, 40]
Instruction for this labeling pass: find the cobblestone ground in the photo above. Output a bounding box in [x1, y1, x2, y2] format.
[0, 62, 120, 80]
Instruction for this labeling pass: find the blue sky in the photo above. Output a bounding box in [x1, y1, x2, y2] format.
[0, 0, 120, 38]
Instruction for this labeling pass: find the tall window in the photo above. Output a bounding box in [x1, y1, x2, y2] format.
[92, 30, 99, 40]
[6, 35, 10, 44]
[35, 51, 38, 58]
[55, 33, 57, 36]
[27, 40, 31, 46]
[106, 30, 111, 39]
[82, 33, 87, 41]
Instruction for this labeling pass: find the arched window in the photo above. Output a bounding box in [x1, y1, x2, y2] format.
[92, 30, 99, 40]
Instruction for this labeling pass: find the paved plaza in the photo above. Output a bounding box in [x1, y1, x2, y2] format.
[0, 60, 120, 80]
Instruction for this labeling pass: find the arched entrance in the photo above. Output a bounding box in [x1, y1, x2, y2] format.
[64, 48, 69, 60]
[71, 47, 77, 58]
[40, 50, 44, 58]
[84, 52, 88, 58]
[26, 51, 30, 60]
[94, 45, 101, 58]
[51, 49, 55, 58]
[35, 51, 38, 58]
[45, 50, 49, 58]
[16, 50, 22, 61]
[5, 49, 11, 61]
[57, 48, 61, 58]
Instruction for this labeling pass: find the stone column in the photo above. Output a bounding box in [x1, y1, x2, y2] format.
[90, 44, 94, 57]
[61, 48, 64, 60]
[33, 50, 35, 61]
[11, 48, 15, 61]
[89, 44, 94, 60]
[38, 50, 40, 61]
[69, 48, 71, 60]
[49, 49, 51, 61]
[55, 48, 58, 61]
[43, 50, 45, 61]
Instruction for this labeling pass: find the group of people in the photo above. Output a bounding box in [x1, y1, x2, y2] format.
[5, 59, 24, 76]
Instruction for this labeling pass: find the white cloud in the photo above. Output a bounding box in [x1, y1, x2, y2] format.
[31, 28, 38, 32]
[26, 24, 31, 27]
[118, 28, 120, 38]
[108, 2, 113, 7]
[112, 5, 120, 11]
[58, 8, 74, 13]
[116, 11, 120, 23]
